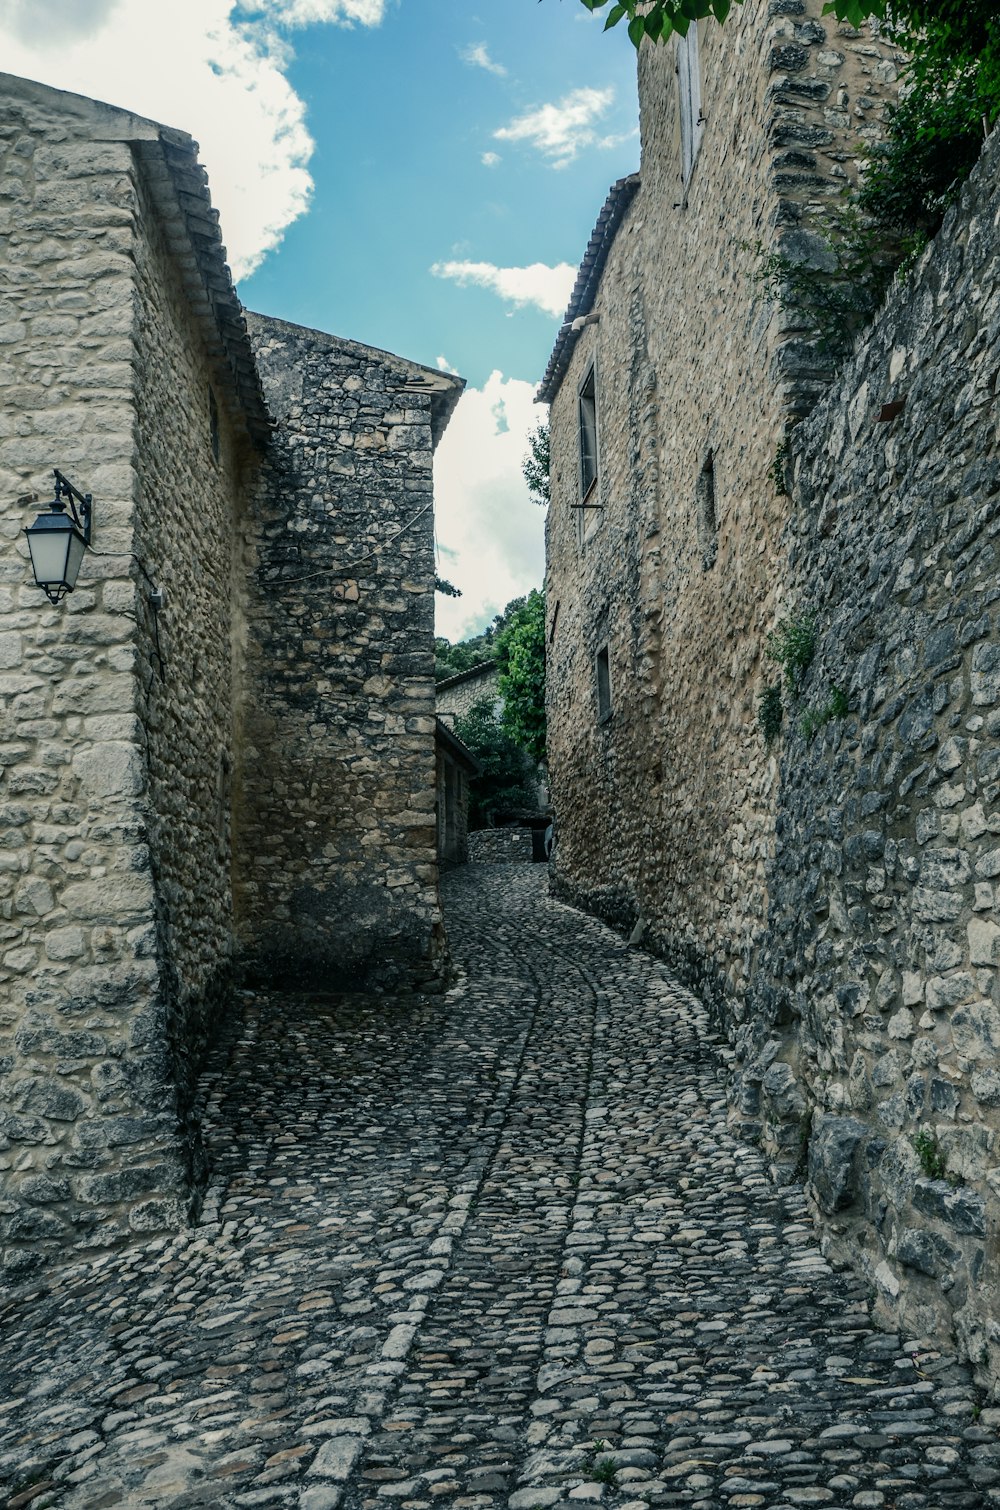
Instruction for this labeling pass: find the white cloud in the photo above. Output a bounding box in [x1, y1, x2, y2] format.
[0, 0, 386, 280]
[436, 354, 459, 374]
[431, 259, 576, 319]
[434, 371, 545, 641]
[250, 0, 386, 22]
[494, 86, 615, 167]
[480, 150, 501, 168]
[460, 40, 506, 77]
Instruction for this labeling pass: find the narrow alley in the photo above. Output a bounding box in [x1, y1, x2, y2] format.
[0, 868, 991, 1510]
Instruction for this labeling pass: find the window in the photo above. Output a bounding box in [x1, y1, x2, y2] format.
[579, 364, 598, 500]
[696, 450, 717, 570]
[678, 27, 704, 186]
[596, 644, 612, 723]
[209, 385, 221, 464]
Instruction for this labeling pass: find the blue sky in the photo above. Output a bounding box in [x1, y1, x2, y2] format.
[239, 1, 639, 392]
[0, 0, 641, 636]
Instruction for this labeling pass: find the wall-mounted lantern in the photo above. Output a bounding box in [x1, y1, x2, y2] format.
[25, 470, 93, 604]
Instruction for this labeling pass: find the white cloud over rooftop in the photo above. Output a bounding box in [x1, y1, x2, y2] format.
[430, 259, 576, 319]
[0, 0, 387, 279]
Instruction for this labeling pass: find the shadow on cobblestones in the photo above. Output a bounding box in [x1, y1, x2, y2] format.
[0, 868, 993, 1509]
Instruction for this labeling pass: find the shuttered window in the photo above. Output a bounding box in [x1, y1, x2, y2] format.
[579, 364, 598, 498]
[678, 28, 704, 186]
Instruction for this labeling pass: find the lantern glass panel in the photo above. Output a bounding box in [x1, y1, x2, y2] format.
[25, 516, 88, 600]
[65, 529, 87, 590]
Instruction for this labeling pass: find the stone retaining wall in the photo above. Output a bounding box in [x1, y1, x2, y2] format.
[468, 828, 535, 864]
[741, 126, 1000, 1383]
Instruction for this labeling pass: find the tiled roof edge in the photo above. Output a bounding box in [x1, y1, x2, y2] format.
[434, 716, 482, 776]
[435, 661, 498, 693]
[137, 134, 272, 448]
[536, 172, 640, 406]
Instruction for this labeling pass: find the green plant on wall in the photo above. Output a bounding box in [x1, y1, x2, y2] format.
[749, 206, 913, 363]
[771, 440, 790, 497]
[758, 682, 783, 747]
[766, 611, 817, 692]
[913, 1128, 948, 1181]
[760, 620, 851, 747]
[799, 684, 849, 740]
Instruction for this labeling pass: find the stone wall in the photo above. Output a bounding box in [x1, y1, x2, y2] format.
[436, 663, 499, 727]
[468, 828, 535, 864]
[546, 0, 900, 1019]
[0, 87, 191, 1278]
[0, 76, 460, 1279]
[129, 159, 257, 1196]
[236, 314, 461, 990]
[546, 3, 1000, 1380]
[739, 128, 1000, 1383]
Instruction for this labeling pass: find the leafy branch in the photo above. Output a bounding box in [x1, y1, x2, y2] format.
[522, 422, 551, 508]
[577, 0, 894, 47]
[580, 0, 738, 45]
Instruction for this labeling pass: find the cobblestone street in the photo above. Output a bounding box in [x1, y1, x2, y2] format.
[0, 867, 994, 1510]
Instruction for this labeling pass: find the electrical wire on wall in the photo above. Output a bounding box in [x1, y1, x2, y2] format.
[278, 499, 435, 588]
[88, 548, 166, 680]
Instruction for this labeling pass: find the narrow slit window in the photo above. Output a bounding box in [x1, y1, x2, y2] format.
[579, 365, 598, 499]
[596, 644, 612, 723]
[678, 27, 704, 187]
[697, 450, 717, 570]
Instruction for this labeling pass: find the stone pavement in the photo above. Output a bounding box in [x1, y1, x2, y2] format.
[0, 866, 995, 1510]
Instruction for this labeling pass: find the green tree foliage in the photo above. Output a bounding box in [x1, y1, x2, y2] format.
[453, 696, 539, 828]
[495, 589, 547, 763]
[434, 594, 530, 682]
[856, 3, 999, 244]
[580, 0, 740, 46]
[522, 422, 551, 508]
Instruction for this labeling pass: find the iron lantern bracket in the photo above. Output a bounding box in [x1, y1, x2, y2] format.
[52, 469, 93, 544]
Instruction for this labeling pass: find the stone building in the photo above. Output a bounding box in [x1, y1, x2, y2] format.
[435, 660, 500, 729]
[434, 719, 479, 866]
[543, 3, 1000, 1380]
[437, 661, 550, 824]
[0, 74, 462, 1280]
[543, 0, 900, 1007]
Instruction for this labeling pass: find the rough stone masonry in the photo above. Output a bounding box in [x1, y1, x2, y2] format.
[745, 120, 1000, 1387]
[542, 0, 1000, 1384]
[0, 74, 462, 1280]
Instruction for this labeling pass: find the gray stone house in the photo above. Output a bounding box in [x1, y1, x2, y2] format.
[543, 3, 1000, 1380]
[435, 660, 501, 729]
[0, 74, 462, 1280]
[435, 719, 479, 866]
